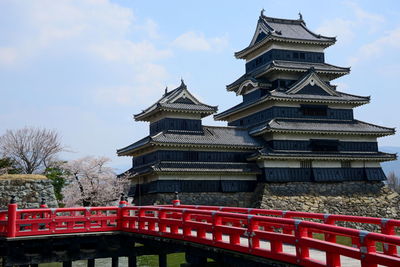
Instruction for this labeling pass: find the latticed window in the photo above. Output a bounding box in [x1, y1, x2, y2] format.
[300, 160, 312, 168]
[301, 105, 328, 116]
[341, 161, 351, 168]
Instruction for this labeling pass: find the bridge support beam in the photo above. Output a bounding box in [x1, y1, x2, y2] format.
[159, 253, 167, 267]
[128, 255, 137, 267]
[111, 257, 119, 267]
[185, 252, 207, 266]
[87, 259, 95, 267]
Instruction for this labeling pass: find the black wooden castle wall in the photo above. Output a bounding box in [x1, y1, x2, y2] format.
[228, 106, 353, 127]
[245, 49, 325, 73]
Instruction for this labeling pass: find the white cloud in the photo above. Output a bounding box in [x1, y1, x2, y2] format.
[95, 63, 169, 106]
[0, 0, 173, 105]
[315, 2, 385, 44]
[134, 19, 161, 39]
[349, 27, 400, 65]
[0, 47, 18, 66]
[89, 40, 171, 64]
[0, 0, 171, 66]
[316, 18, 355, 43]
[172, 31, 228, 52]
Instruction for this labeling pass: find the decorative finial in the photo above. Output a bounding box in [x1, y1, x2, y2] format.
[10, 195, 16, 204]
[174, 191, 179, 200]
[40, 197, 46, 206]
[120, 193, 125, 202]
[298, 12, 303, 20]
[261, 8, 265, 17]
[180, 78, 186, 88]
[164, 86, 168, 95]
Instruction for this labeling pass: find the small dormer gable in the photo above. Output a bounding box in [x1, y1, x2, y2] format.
[286, 70, 339, 96]
[134, 79, 218, 122]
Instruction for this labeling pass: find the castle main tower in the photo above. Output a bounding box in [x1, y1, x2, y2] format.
[215, 11, 395, 183]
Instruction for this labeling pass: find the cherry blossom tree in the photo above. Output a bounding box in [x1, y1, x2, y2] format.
[61, 156, 129, 207]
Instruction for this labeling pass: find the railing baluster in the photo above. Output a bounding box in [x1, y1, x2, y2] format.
[294, 220, 309, 265]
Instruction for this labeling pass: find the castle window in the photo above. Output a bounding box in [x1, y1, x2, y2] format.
[300, 160, 312, 168]
[311, 139, 339, 152]
[300, 53, 305, 59]
[293, 52, 299, 59]
[341, 161, 351, 168]
[300, 105, 328, 116]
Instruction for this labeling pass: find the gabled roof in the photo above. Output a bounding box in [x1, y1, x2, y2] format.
[235, 12, 336, 59]
[226, 61, 350, 92]
[247, 148, 397, 162]
[214, 90, 370, 121]
[117, 125, 265, 156]
[249, 119, 395, 137]
[286, 69, 340, 96]
[134, 80, 218, 121]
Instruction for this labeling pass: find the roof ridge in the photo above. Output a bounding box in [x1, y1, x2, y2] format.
[336, 90, 370, 99]
[261, 15, 303, 25]
[203, 125, 248, 130]
[354, 119, 396, 132]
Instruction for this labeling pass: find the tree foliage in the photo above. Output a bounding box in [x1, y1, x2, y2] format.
[45, 165, 67, 203]
[61, 156, 128, 207]
[0, 127, 64, 174]
[0, 157, 21, 175]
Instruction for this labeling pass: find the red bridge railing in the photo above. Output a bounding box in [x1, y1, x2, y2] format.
[1, 197, 400, 267]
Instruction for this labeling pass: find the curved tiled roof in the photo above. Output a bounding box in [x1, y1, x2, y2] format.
[227, 61, 349, 91]
[249, 119, 395, 136]
[248, 148, 397, 162]
[235, 14, 336, 59]
[117, 126, 264, 156]
[215, 90, 370, 121]
[134, 81, 217, 121]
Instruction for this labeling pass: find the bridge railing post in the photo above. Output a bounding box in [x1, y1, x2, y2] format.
[359, 231, 377, 267]
[324, 215, 340, 267]
[182, 210, 191, 238]
[212, 212, 222, 243]
[118, 193, 128, 230]
[381, 219, 397, 256]
[172, 191, 180, 206]
[7, 195, 17, 238]
[294, 220, 309, 265]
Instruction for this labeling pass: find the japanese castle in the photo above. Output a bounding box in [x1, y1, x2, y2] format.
[117, 12, 396, 202]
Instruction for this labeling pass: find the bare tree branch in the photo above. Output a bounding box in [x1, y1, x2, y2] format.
[0, 127, 64, 174]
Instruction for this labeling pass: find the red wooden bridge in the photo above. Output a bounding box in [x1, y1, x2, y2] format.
[1, 197, 400, 267]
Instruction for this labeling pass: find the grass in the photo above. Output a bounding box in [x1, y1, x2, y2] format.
[0, 174, 47, 180]
[312, 233, 384, 252]
[38, 253, 218, 267]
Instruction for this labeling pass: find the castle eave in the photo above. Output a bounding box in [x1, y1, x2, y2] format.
[248, 152, 397, 162]
[235, 36, 335, 59]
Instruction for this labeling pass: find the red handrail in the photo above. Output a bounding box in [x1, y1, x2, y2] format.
[1, 202, 400, 267]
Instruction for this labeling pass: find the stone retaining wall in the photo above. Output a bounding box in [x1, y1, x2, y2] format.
[256, 181, 400, 231]
[0, 176, 58, 209]
[134, 192, 254, 207]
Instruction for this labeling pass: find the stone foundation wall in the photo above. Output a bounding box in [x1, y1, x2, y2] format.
[256, 181, 400, 231]
[0, 175, 58, 209]
[134, 192, 254, 207]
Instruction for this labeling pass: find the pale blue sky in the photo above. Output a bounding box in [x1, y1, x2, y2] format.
[0, 0, 399, 172]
